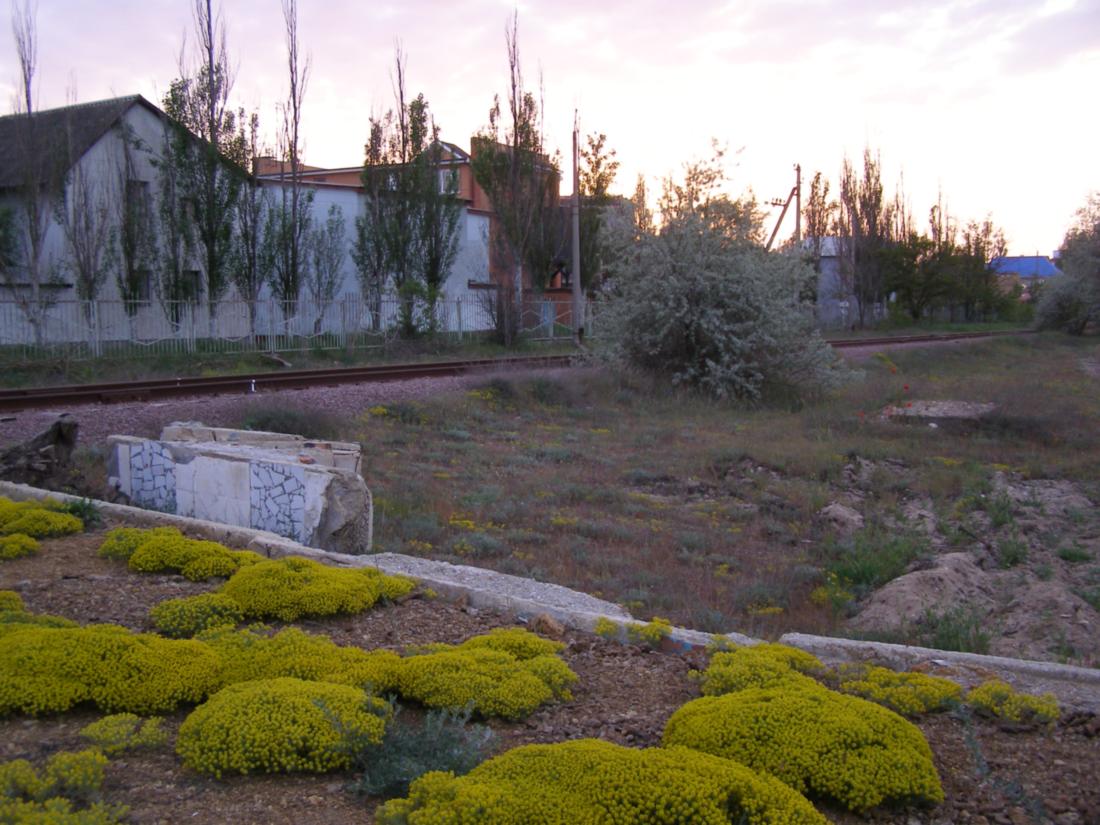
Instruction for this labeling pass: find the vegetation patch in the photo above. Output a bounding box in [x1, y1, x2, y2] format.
[0, 533, 39, 561]
[966, 680, 1060, 725]
[221, 556, 415, 621]
[0, 497, 83, 539]
[376, 738, 827, 825]
[694, 644, 824, 696]
[834, 665, 962, 716]
[663, 683, 943, 811]
[176, 677, 388, 777]
[79, 714, 167, 756]
[149, 593, 244, 638]
[0, 747, 125, 824]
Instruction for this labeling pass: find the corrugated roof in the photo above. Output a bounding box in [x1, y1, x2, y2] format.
[0, 95, 154, 190]
[991, 256, 1062, 278]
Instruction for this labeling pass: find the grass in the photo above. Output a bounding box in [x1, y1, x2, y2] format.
[343, 334, 1100, 642]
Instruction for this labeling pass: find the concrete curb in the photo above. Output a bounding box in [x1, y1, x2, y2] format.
[3, 481, 1098, 711]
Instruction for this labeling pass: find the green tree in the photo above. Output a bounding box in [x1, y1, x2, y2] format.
[471, 12, 562, 312]
[836, 149, 892, 327]
[1037, 193, 1099, 334]
[578, 132, 620, 291]
[161, 0, 244, 329]
[802, 171, 835, 275]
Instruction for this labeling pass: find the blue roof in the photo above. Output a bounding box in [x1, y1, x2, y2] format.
[991, 256, 1062, 278]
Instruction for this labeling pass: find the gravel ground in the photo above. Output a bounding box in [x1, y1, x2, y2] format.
[0, 366, 585, 450]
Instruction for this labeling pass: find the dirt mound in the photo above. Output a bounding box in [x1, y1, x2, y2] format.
[850, 553, 996, 631]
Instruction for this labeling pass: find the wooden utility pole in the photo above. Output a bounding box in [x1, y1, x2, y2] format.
[766, 163, 803, 251]
[571, 111, 583, 345]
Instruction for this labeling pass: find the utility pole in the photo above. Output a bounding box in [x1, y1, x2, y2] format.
[571, 110, 583, 345]
[766, 162, 802, 251]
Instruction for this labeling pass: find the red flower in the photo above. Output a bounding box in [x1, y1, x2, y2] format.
[903, 384, 910, 392]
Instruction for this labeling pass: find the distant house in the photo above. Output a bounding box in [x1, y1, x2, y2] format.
[991, 256, 1062, 302]
[0, 95, 170, 303]
[991, 256, 1062, 282]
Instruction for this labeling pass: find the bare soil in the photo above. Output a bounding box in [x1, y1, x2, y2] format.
[2, 526, 1099, 825]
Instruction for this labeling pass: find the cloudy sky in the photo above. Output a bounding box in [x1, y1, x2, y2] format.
[2, 0, 1098, 254]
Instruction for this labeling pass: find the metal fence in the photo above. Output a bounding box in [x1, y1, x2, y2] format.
[0, 294, 587, 366]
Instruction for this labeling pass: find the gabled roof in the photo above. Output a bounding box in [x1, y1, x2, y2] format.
[991, 256, 1062, 279]
[0, 95, 161, 190]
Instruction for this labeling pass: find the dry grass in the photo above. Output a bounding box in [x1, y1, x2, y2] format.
[254, 334, 1100, 641]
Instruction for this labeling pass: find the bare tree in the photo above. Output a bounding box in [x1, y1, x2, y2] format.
[229, 110, 271, 339]
[267, 0, 313, 327]
[2, 1, 64, 346]
[56, 142, 114, 331]
[306, 203, 345, 334]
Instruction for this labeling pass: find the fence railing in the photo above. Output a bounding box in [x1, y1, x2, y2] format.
[0, 294, 588, 366]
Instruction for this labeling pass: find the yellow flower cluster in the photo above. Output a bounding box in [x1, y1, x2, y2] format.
[966, 680, 1060, 724]
[696, 644, 824, 696]
[221, 556, 415, 621]
[0, 747, 109, 804]
[201, 626, 404, 691]
[125, 531, 264, 581]
[663, 682, 943, 812]
[0, 624, 222, 715]
[0, 798, 126, 824]
[176, 677, 387, 777]
[836, 665, 962, 716]
[376, 739, 827, 825]
[0, 534, 39, 560]
[593, 616, 620, 640]
[397, 631, 577, 720]
[149, 592, 244, 638]
[96, 526, 180, 560]
[79, 714, 168, 755]
[0, 497, 81, 539]
[0, 496, 82, 541]
[626, 616, 673, 648]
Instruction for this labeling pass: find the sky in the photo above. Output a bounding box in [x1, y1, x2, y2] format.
[1, 0, 1098, 255]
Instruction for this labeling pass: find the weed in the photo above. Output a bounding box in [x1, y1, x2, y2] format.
[996, 536, 1028, 568]
[345, 700, 494, 800]
[1057, 544, 1093, 564]
[239, 403, 343, 440]
[825, 529, 929, 597]
[61, 498, 102, 528]
[1035, 563, 1054, 581]
[917, 607, 991, 654]
[985, 493, 1016, 528]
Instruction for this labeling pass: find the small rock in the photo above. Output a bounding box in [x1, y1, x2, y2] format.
[818, 502, 864, 534]
[531, 613, 565, 639]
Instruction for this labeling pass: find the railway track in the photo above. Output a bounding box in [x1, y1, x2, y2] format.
[0, 329, 1032, 412]
[0, 354, 574, 412]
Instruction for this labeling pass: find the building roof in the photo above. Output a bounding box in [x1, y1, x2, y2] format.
[991, 256, 1062, 279]
[0, 95, 159, 190]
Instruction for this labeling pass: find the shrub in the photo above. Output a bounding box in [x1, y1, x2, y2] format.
[0, 534, 39, 560]
[696, 644, 824, 696]
[966, 680, 1059, 724]
[127, 533, 263, 581]
[347, 702, 495, 800]
[0, 798, 127, 824]
[60, 498, 102, 529]
[0, 497, 67, 529]
[626, 616, 672, 647]
[0, 509, 83, 539]
[596, 210, 846, 402]
[593, 616, 620, 640]
[79, 714, 167, 755]
[916, 606, 991, 654]
[150, 593, 244, 638]
[826, 530, 927, 596]
[835, 665, 961, 715]
[0, 603, 78, 636]
[662, 683, 943, 811]
[0, 625, 222, 715]
[397, 633, 577, 720]
[376, 739, 827, 825]
[0, 748, 108, 805]
[176, 677, 387, 777]
[201, 626, 403, 692]
[0, 591, 24, 612]
[97, 527, 182, 561]
[441, 627, 564, 661]
[221, 556, 415, 621]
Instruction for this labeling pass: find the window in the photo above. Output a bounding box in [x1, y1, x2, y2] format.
[439, 168, 458, 194]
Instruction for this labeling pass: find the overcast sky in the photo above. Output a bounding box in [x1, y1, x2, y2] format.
[2, 0, 1098, 254]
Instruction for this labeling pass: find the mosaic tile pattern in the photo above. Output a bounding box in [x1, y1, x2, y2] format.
[249, 461, 307, 542]
[128, 441, 176, 512]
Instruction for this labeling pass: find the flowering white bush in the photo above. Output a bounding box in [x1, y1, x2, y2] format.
[598, 211, 847, 401]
